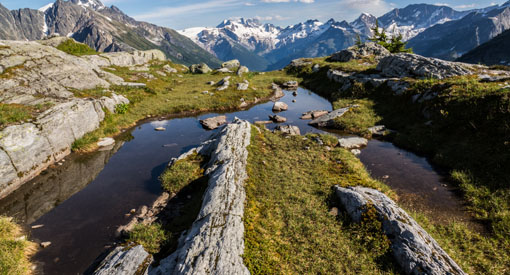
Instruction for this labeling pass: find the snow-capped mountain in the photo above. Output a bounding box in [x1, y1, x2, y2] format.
[179, 3, 485, 70]
[378, 4, 470, 41]
[0, 0, 221, 67]
[408, 1, 510, 60]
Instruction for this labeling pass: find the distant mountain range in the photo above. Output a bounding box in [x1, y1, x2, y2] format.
[457, 28, 510, 65]
[179, 4, 481, 70]
[0, 0, 222, 67]
[1, 0, 510, 70]
[407, 1, 510, 60]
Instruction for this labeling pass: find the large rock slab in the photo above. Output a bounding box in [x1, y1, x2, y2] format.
[0, 149, 17, 191]
[151, 118, 251, 275]
[199, 115, 227, 130]
[377, 53, 473, 80]
[330, 42, 390, 62]
[334, 186, 466, 275]
[94, 245, 152, 275]
[0, 40, 119, 101]
[308, 107, 351, 127]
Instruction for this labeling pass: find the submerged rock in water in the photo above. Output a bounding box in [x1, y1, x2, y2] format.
[200, 115, 227, 130]
[334, 186, 466, 275]
[269, 115, 287, 123]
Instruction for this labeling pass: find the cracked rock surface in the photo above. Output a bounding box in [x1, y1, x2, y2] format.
[335, 186, 466, 275]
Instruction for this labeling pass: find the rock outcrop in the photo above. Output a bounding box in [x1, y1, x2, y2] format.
[377, 53, 473, 79]
[94, 245, 152, 275]
[334, 186, 466, 275]
[189, 63, 212, 74]
[150, 118, 251, 275]
[330, 42, 390, 62]
[0, 39, 165, 198]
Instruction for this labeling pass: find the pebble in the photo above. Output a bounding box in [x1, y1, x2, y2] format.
[40, 242, 52, 248]
[130, 209, 136, 214]
[155, 127, 166, 131]
[31, 224, 44, 229]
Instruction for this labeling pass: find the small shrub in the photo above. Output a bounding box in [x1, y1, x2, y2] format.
[115, 103, 129, 114]
[56, 39, 97, 56]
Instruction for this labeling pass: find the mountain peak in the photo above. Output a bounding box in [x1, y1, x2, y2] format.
[217, 18, 261, 28]
[70, 0, 105, 10]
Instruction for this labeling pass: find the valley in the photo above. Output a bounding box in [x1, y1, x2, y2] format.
[1, 0, 510, 274]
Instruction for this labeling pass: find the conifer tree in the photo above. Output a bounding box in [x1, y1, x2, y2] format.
[369, 20, 412, 53]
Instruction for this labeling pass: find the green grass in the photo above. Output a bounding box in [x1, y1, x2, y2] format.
[56, 39, 97, 56]
[72, 61, 298, 151]
[160, 153, 205, 194]
[287, 59, 510, 273]
[244, 127, 399, 274]
[127, 223, 168, 254]
[0, 217, 34, 275]
[0, 104, 34, 129]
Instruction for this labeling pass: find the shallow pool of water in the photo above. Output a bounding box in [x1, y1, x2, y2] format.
[0, 87, 475, 274]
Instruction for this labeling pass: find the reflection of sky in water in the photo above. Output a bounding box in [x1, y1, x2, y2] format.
[150, 120, 170, 127]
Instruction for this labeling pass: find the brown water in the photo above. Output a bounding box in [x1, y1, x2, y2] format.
[0, 88, 475, 274]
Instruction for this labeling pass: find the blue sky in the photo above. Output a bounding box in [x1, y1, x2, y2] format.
[1, 0, 506, 29]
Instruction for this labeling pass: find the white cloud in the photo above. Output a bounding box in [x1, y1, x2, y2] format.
[134, 0, 242, 20]
[261, 0, 315, 3]
[254, 15, 291, 20]
[455, 4, 477, 9]
[339, 0, 392, 16]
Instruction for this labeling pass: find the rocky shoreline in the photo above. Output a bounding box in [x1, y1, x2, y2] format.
[0, 38, 166, 198]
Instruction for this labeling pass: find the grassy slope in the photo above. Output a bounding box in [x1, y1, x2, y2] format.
[244, 128, 510, 274]
[72, 61, 297, 151]
[0, 217, 34, 275]
[286, 57, 510, 273]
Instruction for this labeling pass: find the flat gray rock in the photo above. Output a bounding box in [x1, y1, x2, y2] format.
[334, 186, 466, 275]
[94, 245, 151, 275]
[308, 107, 351, 127]
[338, 137, 368, 149]
[330, 42, 390, 62]
[274, 125, 301, 136]
[199, 115, 227, 130]
[377, 53, 474, 80]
